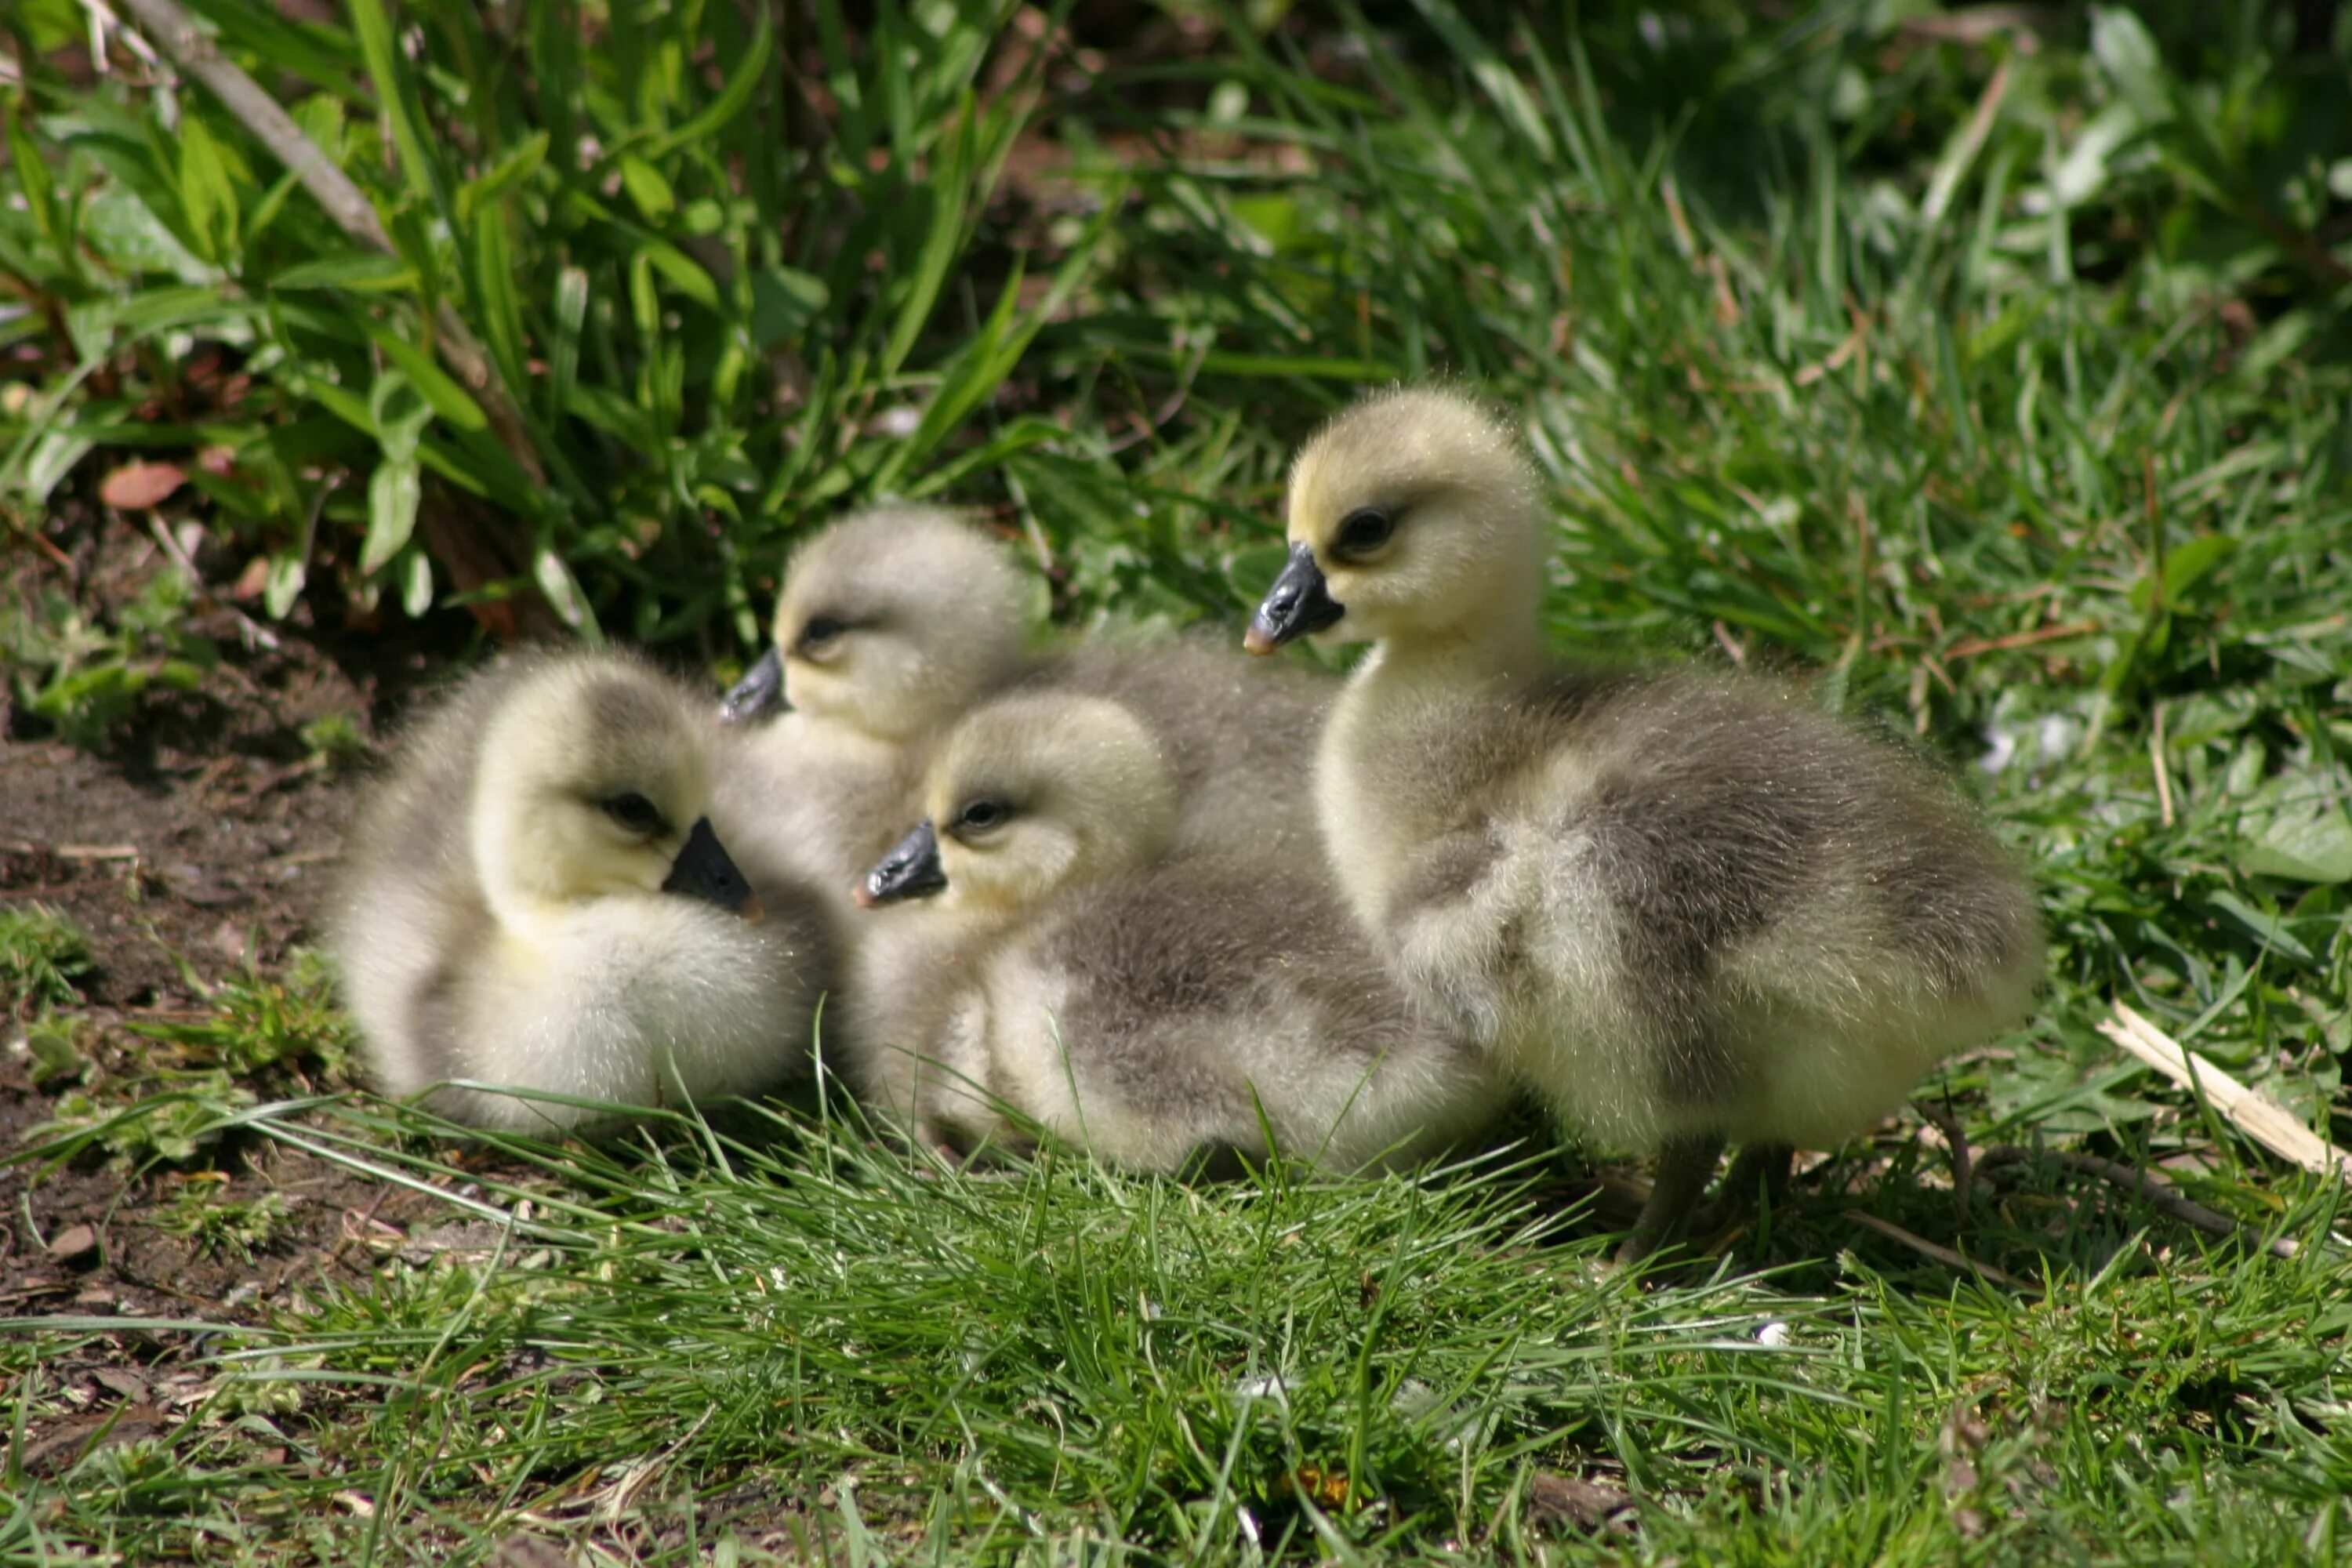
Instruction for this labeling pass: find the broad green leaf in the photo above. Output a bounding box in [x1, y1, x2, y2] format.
[2241, 766, 2352, 884]
[641, 240, 720, 311]
[456, 131, 550, 225]
[1229, 194, 1301, 253]
[2245, 810, 2352, 884]
[263, 550, 306, 620]
[750, 267, 829, 349]
[401, 548, 434, 619]
[362, 456, 421, 574]
[2130, 532, 2238, 612]
[271, 252, 419, 292]
[18, 434, 95, 506]
[305, 377, 376, 439]
[291, 93, 347, 162]
[372, 332, 490, 434]
[2161, 533, 2237, 602]
[2089, 7, 2169, 125]
[247, 167, 302, 244]
[369, 371, 434, 460]
[177, 115, 240, 263]
[532, 546, 597, 637]
[79, 183, 216, 283]
[619, 155, 676, 224]
[2201, 889, 2318, 964]
[548, 266, 588, 425]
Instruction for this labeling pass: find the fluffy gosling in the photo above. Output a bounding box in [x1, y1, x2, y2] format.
[851, 691, 1505, 1173]
[1246, 387, 2043, 1258]
[331, 652, 832, 1132]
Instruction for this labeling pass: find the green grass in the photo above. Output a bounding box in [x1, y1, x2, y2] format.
[5, 1, 2352, 1561]
[0, 904, 92, 1016]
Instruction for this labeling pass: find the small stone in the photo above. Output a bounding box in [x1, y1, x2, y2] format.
[47, 1224, 97, 1261]
[1526, 1470, 1638, 1535]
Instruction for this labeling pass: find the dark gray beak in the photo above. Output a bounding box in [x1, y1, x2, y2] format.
[719, 647, 786, 725]
[662, 817, 764, 922]
[1243, 542, 1343, 655]
[858, 819, 947, 908]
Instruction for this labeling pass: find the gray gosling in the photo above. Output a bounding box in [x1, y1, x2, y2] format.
[331, 652, 832, 1133]
[850, 691, 1506, 1174]
[718, 504, 1333, 902]
[1245, 387, 2044, 1260]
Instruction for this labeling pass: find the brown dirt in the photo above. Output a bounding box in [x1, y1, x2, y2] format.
[0, 506, 546, 1478]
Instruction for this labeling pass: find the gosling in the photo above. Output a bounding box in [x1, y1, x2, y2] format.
[850, 692, 1507, 1174]
[1245, 387, 2043, 1259]
[331, 652, 833, 1133]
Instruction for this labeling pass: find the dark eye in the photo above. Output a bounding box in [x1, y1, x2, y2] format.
[1337, 507, 1395, 557]
[602, 793, 664, 834]
[797, 615, 845, 652]
[954, 799, 1011, 836]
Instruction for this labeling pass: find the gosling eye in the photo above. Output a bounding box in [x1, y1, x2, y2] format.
[950, 798, 1013, 839]
[1335, 506, 1396, 559]
[796, 615, 848, 655]
[601, 792, 666, 835]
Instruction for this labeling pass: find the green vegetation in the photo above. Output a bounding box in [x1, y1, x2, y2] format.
[0, 904, 92, 1015]
[5, 1, 2350, 1561]
[31, 950, 353, 1166]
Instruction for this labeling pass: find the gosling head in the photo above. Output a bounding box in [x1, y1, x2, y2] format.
[723, 505, 1034, 742]
[1246, 387, 1548, 657]
[858, 695, 1177, 916]
[471, 656, 761, 926]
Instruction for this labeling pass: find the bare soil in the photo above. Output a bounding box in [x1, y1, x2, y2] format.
[0, 506, 541, 1475]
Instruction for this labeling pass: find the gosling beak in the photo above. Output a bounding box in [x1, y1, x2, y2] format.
[858, 819, 947, 908]
[662, 817, 764, 922]
[1243, 541, 1342, 655]
[718, 646, 787, 725]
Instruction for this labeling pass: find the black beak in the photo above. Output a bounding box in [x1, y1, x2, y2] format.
[662, 817, 764, 922]
[719, 647, 786, 725]
[1243, 542, 1343, 655]
[858, 819, 947, 908]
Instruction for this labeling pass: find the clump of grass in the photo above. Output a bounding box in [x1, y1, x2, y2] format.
[0, 903, 92, 1016]
[130, 949, 356, 1080]
[299, 711, 369, 774]
[0, 573, 217, 750]
[25, 951, 351, 1169]
[153, 1179, 293, 1262]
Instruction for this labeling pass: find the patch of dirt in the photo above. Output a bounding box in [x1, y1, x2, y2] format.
[2, 504, 531, 1467]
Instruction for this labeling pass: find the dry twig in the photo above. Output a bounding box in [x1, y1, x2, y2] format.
[1845, 1210, 2038, 1294]
[1976, 1145, 2299, 1261]
[2100, 1002, 2352, 1182]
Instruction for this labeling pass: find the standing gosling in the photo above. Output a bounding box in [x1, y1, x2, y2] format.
[332, 652, 832, 1132]
[1245, 388, 2043, 1258]
[851, 692, 1505, 1174]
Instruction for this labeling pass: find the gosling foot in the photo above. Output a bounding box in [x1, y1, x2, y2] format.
[1615, 1133, 1725, 1267]
[1691, 1142, 1796, 1235]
